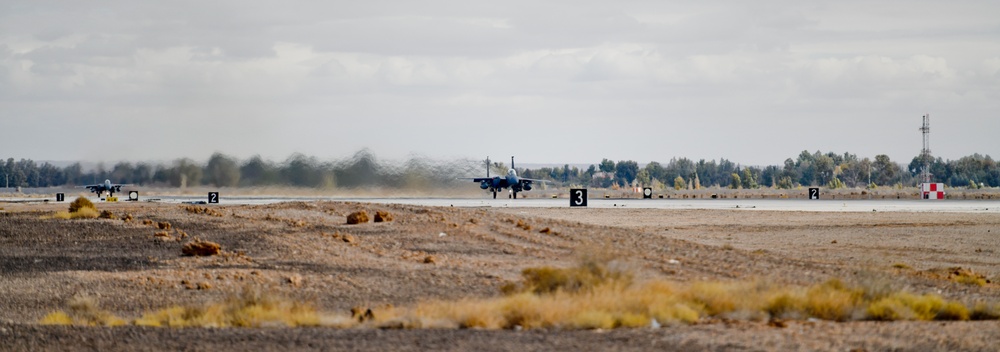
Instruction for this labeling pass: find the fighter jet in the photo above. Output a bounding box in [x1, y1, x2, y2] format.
[468, 156, 547, 199]
[81, 179, 130, 198]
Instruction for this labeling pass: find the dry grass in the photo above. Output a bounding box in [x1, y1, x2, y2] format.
[920, 267, 991, 287]
[135, 288, 320, 328]
[370, 259, 994, 329]
[38, 258, 1000, 330]
[949, 268, 990, 286]
[42, 289, 324, 328]
[68, 196, 96, 213]
[40, 296, 127, 327]
[971, 302, 1000, 320]
[51, 207, 100, 219]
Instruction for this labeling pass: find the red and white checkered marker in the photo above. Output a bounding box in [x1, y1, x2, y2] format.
[921, 183, 945, 200]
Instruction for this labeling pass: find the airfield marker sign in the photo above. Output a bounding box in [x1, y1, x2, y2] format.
[208, 192, 219, 204]
[56, 193, 64, 202]
[809, 188, 820, 200]
[128, 191, 139, 201]
[570, 188, 587, 207]
[643, 187, 652, 199]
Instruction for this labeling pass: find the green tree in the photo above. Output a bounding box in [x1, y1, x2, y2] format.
[828, 177, 845, 189]
[673, 176, 686, 190]
[741, 168, 757, 189]
[599, 159, 615, 173]
[240, 155, 278, 186]
[873, 154, 899, 186]
[205, 153, 241, 187]
[730, 173, 742, 189]
[636, 169, 651, 187]
[173, 158, 203, 188]
[776, 176, 794, 189]
[614, 160, 639, 187]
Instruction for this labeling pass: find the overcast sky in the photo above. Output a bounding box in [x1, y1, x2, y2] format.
[1, 1, 997, 166]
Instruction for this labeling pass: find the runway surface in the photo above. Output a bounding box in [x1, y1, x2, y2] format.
[25, 195, 995, 213]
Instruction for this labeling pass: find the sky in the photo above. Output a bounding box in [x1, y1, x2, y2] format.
[1, 0, 998, 167]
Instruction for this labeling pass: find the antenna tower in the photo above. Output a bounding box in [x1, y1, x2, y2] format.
[919, 114, 931, 183]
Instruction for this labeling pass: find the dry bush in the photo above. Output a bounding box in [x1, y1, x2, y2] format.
[182, 239, 222, 256]
[52, 207, 100, 219]
[68, 196, 96, 213]
[949, 267, 990, 286]
[39, 296, 127, 327]
[374, 210, 393, 223]
[369, 259, 992, 330]
[134, 288, 322, 328]
[866, 292, 969, 321]
[504, 257, 632, 295]
[347, 211, 369, 224]
[142, 219, 154, 226]
[44, 253, 998, 330]
[99, 210, 117, 219]
[157, 221, 171, 230]
[971, 302, 1000, 320]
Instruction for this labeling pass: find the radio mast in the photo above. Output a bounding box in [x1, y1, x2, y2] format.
[919, 114, 931, 183]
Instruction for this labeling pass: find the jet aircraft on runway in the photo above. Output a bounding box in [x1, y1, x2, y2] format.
[468, 157, 546, 199]
[81, 179, 130, 198]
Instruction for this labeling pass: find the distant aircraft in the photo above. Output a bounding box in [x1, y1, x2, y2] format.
[81, 179, 130, 198]
[468, 156, 547, 199]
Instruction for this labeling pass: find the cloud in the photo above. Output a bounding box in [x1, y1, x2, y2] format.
[1, 1, 998, 164]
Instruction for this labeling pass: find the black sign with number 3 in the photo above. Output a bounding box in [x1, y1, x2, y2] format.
[570, 188, 587, 207]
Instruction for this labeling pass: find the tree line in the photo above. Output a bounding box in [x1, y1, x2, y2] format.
[521, 151, 998, 190]
[1, 150, 997, 190]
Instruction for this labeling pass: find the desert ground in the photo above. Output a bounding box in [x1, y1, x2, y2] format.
[1, 198, 998, 351]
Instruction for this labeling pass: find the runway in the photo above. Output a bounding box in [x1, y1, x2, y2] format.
[95, 195, 1000, 213]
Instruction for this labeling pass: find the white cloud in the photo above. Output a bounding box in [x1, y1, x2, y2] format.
[0, 0, 998, 165]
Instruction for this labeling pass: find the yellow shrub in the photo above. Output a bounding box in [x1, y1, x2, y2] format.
[569, 310, 615, 329]
[804, 279, 861, 321]
[69, 196, 96, 213]
[937, 301, 970, 321]
[71, 207, 100, 219]
[40, 311, 73, 325]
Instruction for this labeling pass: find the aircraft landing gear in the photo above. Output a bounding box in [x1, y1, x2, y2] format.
[492, 191, 497, 199]
[512, 191, 517, 199]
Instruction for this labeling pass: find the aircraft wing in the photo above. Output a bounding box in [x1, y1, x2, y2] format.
[79, 184, 101, 190]
[519, 178, 551, 184]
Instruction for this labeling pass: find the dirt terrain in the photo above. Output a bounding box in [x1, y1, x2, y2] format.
[1, 200, 998, 351]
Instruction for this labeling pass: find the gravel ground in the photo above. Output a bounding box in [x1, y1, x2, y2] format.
[1, 201, 998, 351]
